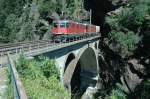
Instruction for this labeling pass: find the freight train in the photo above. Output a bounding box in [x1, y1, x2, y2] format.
[51, 20, 100, 42]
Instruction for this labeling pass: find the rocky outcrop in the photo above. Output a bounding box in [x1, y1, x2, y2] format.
[84, 0, 128, 34]
[95, 41, 150, 98]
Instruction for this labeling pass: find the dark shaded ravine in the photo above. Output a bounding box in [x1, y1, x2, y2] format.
[83, 0, 150, 98]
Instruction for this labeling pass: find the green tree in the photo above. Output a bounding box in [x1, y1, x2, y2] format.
[108, 30, 141, 57]
[65, 0, 84, 21]
[0, 0, 26, 42]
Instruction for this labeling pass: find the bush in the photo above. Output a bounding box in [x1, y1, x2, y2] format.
[118, 7, 145, 32]
[15, 55, 70, 98]
[22, 77, 69, 99]
[39, 57, 59, 78]
[108, 30, 141, 57]
[105, 84, 127, 99]
[105, 89, 126, 99]
[16, 54, 42, 79]
[118, 0, 150, 32]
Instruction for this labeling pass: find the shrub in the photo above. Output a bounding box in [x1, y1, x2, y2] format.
[108, 30, 141, 57]
[105, 84, 127, 99]
[39, 57, 59, 78]
[118, 7, 146, 32]
[15, 55, 70, 98]
[105, 89, 126, 99]
[16, 54, 42, 79]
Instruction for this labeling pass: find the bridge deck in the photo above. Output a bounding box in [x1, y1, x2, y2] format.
[0, 34, 100, 65]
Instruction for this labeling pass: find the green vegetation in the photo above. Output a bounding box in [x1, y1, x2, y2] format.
[0, 0, 83, 43]
[106, 0, 150, 57]
[0, 67, 11, 99]
[133, 80, 150, 99]
[108, 30, 140, 57]
[6, 54, 70, 99]
[102, 0, 150, 98]
[5, 78, 13, 99]
[107, 90, 126, 99]
[2, 0, 150, 98]
[106, 88, 126, 99]
[98, 79, 150, 99]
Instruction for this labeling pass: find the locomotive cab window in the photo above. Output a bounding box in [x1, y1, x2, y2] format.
[66, 23, 69, 28]
[53, 22, 58, 28]
[60, 22, 66, 28]
[59, 21, 69, 28]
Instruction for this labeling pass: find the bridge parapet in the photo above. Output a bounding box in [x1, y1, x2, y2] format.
[0, 34, 100, 66]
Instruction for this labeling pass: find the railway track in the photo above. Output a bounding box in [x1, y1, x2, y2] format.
[0, 40, 54, 57]
[0, 33, 100, 64]
[0, 40, 52, 49]
[0, 38, 83, 57]
[0, 33, 98, 57]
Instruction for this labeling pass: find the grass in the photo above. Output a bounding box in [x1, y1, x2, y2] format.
[3, 67, 13, 99]
[15, 55, 70, 99]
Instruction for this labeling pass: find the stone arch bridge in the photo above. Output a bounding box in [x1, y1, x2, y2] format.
[30, 36, 101, 94]
[2, 36, 101, 96]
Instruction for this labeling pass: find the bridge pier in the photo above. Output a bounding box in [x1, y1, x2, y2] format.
[62, 43, 100, 98]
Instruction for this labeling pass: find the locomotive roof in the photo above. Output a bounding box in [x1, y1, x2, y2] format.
[53, 20, 97, 26]
[53, 20, 71, 23]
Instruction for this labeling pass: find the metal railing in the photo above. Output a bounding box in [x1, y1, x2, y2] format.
[0, 40, 52, 56]
[7, 52, 28, 99]
[0, 40, 52, 49]
[0, 33, 99, 57]
[0, 33, 100, 67]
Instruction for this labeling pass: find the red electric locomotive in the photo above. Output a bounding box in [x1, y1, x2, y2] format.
[51, 20, 100, 42]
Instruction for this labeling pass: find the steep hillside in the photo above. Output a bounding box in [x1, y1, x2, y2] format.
[0, 0, 84, 43]
[89, 0, 150, 98]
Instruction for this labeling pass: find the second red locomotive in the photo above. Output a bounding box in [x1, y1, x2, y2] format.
[51, 20, 100, 42]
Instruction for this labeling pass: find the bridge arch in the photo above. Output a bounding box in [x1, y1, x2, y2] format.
[95, 42, 98, 49]
[63, 47, 98, 97]
[71, 47, 98, 95]
[64, 53, 75, 73]
[78, 47, 98, 75]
